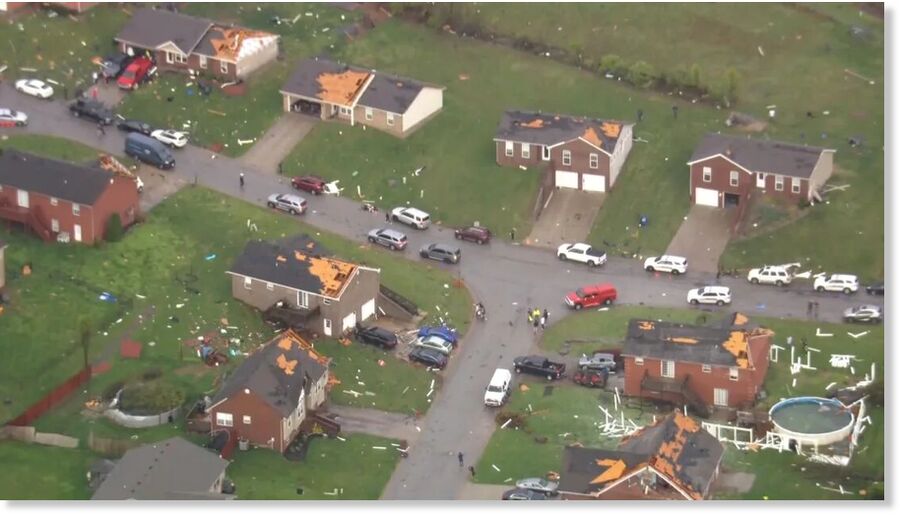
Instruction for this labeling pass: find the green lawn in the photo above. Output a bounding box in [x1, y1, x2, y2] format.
[227, 433, 398, 499]
[0, 441, 95, 500]
[0, 134, 102, 162]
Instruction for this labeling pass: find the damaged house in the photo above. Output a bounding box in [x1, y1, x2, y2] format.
[207, 330, 330, 454]
[494, 110, 634, 193]
[558, 411, 725, 500]
[115, 7, 279, 80]
[622, 313, 773, 414]
[280, 57, 445, 137]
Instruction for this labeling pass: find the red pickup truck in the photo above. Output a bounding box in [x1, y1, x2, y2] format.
[117, 56, 153, 90]
[564, 283, 617, 310]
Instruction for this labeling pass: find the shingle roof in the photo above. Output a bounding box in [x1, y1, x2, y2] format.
[688, 133, 831, 179]
[495, 110, 631, 152]
[357, 72, 426, 114]
[91, 437, 229, 500]
[115, 8, 213, 55]
[228, 234, 357, 299]
[194, 25, 279, 62]
[0, 149, 113, 205]
[558, 447, 648, 494]
[209, 331, 329, 417]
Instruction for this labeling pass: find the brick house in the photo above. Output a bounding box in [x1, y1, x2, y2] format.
[207, 331, 330, 454]
[115, 8, 279, 80]
[0, 150, 140, 244]
[1, 2, 96, 12]
[227, 234, 380, 337]
[688, 133, 835, 209]
[622, 313, 773, 413]
[494, 110, 634, 193]
[558, 411, 724, 500]
[280, 57, 445, 138]
[0, 239, 6, 292]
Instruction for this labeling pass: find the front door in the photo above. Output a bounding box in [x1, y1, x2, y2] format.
[756, 172, 766, 188]
[73, 224, 82, 242]
[323, 318, 332, 337]
[714, 388, 729, 407]
[16, 190, 29, 208]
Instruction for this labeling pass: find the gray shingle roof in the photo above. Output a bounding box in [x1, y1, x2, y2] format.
[0, 149, 113, 205]
[558, 447, 648, 494]
[115, 8, 213, 55]
[495, 110, 631, 152]
[621, 316, 751, 367]
[281, 57, 369, 105]
[689, 133, 831, 179]
[91, 437, 228, 500]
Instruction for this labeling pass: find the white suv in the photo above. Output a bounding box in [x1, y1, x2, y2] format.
[687, 286, 732, 306]
[747, 266, 793, 286]
[814, 274, 859, 294]
[644, 255, 688, 275]
[391, 207, 431, 229]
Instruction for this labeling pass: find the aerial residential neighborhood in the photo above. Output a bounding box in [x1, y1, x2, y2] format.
[0, 0, 888, 506]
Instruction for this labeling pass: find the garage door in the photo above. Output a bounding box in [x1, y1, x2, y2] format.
[342, 312, 357, 332]
[582, 174, 606, 192]
[555, 170, 579, 189]
[360, 299, 376, 322]
[695, 187, 719, 207]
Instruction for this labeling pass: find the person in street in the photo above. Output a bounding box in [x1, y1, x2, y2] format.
[672, 105, 679, 119]
[468, 466, 475, 479]
[510, 227, 516, 241]
[458, 452, 464, 466]
[239, 173, 245, 188]
[543, 308, 550, 325]
[532, 308, 542, 323]
[527, 307, 534, 325]
[532, 316, 539, 335]
[385, 211, 391, 223]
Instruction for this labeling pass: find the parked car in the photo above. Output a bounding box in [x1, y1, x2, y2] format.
[573, 369, 608, 388]
[291, 175, 328, 195]
[513, 355, 566, 380]
[117, 119, 153, 135]
[420, 243, 461, 264]
[408, 347, 448, 369]
[151, 129, 188, 148]
[687, 285, 732, 306]
[0, 108, 27, 127]
[578, 352, 616, 372]
[865, 282, 884, 296]
[502, 488, 547, 501]
[557, 242, 607, 267]
[814, 274, 859, 294]
[412, 334, 453, 356]
[515, 478, 559, 495]
[100, 52, 133, 81]
[747, 265, 793, 286]
[117, 56, 154, 90]
[69, 98, 115, 125]
[454, 225, 491, 245]
[125, 132, 175, 169]
[267, 193, 307, 215]
[367, 228, 408, 251]
[15, 78, 53, 99]
[417, 325, 459, 346]
[643, 255, 688, 275]
[355, 325, 398, 349]
[484, 368, 512, 407]
[843, 305, 882, 323]
[391, 207, 430, 229]
[565, 283, 617, 310]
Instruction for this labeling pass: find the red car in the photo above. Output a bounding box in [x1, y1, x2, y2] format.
[454, 225, 492, 245]
[565, 283, 617, 310]
[291, 175, 327, 195]
[117, 56, 153, 90]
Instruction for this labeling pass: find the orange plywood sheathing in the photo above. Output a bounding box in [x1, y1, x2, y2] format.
[733, 313, 749, 326]
[316, 69, 371, 105]
[582, 127, 604, 148]
[673, 410, 700, 432]
[669, 337, 698, 345]
[306, 255, 357, 297]
[277, 337, 293, 351]
[722, 331, 750, 368]
[591, 459, 627, 485]
[306, 241, 316, 249]
[276, 353, 298, 375]
[521, 119, 545, 129]
[294, 250, 308, 262]
[638, 320, 654, 331]
[600, 121, 621, 138]
[276, 255, 287, 263]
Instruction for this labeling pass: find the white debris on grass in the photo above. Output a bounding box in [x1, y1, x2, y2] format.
[492, 464, 500, 472]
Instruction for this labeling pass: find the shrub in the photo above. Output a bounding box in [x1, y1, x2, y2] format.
[118, 381, 186, 415]
[864, 378, 884, 407]
[689, 63, 703, 88]
[628, 61, 656, 88]
[141, 368, 163, 381]
[723, 67, 740, 105]
[599, 54, 626, 76]
[105, 213, 123, 242]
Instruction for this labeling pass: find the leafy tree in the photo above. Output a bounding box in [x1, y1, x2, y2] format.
[689, 63, 703, 88]
[628, 61, 656, 88]
[723, 67, 740, 105]
[599, 54, 625, 76]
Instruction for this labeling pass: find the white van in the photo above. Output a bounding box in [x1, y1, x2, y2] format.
[484, 368, 512, 407]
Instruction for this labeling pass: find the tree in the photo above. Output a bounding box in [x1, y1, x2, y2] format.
[723, 67, 740, 106]
[79, 318, 92, 372]
[689, 63, 702, 88]
[628, 61, 656, 89]
[105, 213, 123, 242]
[599, 54, 625, 76]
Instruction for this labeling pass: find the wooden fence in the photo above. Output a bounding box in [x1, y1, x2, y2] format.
[5, 366, 91, 427]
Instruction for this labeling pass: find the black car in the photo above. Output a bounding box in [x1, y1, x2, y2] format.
[117, 119, 153, 136]
[69, 99, 115, 125]
[419, 243, 461, 264]
[355, 325, 398, 349]
[100, 52, 133, 80]
[865, 282, 884, 296]
[513, 355, 566, 380]
[408, 347, 448, 369]
[502, 488, 547, 501]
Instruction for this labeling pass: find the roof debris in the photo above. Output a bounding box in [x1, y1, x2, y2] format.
[315, 69, 371, 105]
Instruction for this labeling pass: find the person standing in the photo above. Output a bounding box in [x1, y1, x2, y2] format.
[532, 315, 539, 335]
[527, 307, 534, 325]
[239, 173, 245, 189]
[539, 313, 547, 330]
[510, 227, 516, 241]
[458, 452, 464, 467]
[468, 466, 476, 479]
[672, 105, 679, 119]
[543, 308, 550, 326]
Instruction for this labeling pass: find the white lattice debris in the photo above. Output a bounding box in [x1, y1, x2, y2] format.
[829, 354, 855, 368]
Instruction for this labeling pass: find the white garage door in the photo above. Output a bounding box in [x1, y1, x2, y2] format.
[582, 174, 606, 192]
[360, 299, 376, 321]
[555, 170, 579, 189]
[342, 312, 357, 332]
[695, 187, 719, 207]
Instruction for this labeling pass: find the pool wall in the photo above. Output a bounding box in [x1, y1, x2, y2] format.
[768, 396, 856, 447]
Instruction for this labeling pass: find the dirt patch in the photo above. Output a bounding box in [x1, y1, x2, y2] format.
[858, 3, 884, 20]
[726, 112, 768, 133]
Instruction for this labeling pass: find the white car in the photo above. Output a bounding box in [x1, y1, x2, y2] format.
[687, 286, 732, 306]
[747, 265, 793, 286]
[391, 206, 430, 229]
[412, 335, 453, 356]
[644, 255, 688, 275]
[814, 274, 859, 294]
[557, 242, 607, 267]
[15, 79, 54, 99]
[0, 108, 28, 127]
[150, 129, 189, 148]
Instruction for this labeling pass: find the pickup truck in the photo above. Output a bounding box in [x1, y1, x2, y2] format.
[557, 243, 607, 267]
[513, 355, 566, 380]
[68, 99, 115, 125]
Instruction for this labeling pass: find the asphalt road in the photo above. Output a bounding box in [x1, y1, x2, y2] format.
[0, 84, 873, 499]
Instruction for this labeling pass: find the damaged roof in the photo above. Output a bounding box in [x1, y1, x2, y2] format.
[115, 8, 213, 55]
[559, 447, 648, 494]
[495, 110, 631, 152]
[194, 25, 279, 62]
[209, 331, 328, 418]
[689, 133, 833, 178]
[228, 234, 358, 299]
[357, 71, 428, 114]
[0, 149, 115, 205]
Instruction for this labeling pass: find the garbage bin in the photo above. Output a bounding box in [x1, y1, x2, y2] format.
[238, 438, 249, 451]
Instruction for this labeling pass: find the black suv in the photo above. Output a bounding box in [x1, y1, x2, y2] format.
[69, 99, 115, 125]
[100, 52, 133, 81]
[117, 119, 153, 136]
[355, 325, 398, 349]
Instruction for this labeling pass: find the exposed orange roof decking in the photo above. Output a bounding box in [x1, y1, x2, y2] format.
[521, 119, 545, 128]
[669, 337, 698, 345]
[207, 26, 274, 60]
[591, 459, 628, 485]
[299, 252, 357, 297]
[723, 331, 750, 368]
[638, 321, 655, 331]
[316, 69, 371, 106]
[582, 126, 604, 148]
[276, 353, 298, 375]
[733, 313, 749, 326]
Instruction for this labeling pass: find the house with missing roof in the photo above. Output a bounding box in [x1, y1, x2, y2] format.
[688, 133, 835, 209]
[91, 437, 231, 500]
[280, 57, 445, 138]
[115, 8, 279, 80]
[0, 150, 140, 244]
[558, 411, 725, 500]
[494, 110, 634, 193]
[207, 330, 330, 454]
[227, 234, 380, 337]
[622, 313, 773, 413]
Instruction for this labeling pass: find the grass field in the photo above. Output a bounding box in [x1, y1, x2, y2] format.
[0, 134, 103, 162]
[0, 441, 95, 500]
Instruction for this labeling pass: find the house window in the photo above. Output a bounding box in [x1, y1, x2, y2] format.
[792, 177, 801, 193]
[702, 167, 712, 183]
[199, 55, 207, 69]
[266, 282, 274, 291]
[562, 150, 572, 166]
[322, 298, 331, 306]
[17, 190, 29, 208]
[339, 106, 351, 116]
[775, 175, 784, 191]
[542, 146, 550, 161]
[50, 197, 58, 206]
[72, 203, 80, 216]
[243, 277, 252, 290]
[243, 415, 252, 425]
[661, 360, 675, 378]
[365, 107, 373, 121]
[521, 143, 530, 159]
[167, 51, 186, 64]
[589, 153, 599, 169]
[216, 412, 233, 427]
[729, 367, 739, 381]
[220, 60, 228, 74]
[51, 219, 59, 233]
[504, 141, 514, 157]
[701, 364, 711, 373]
[713, 388, 729, 407]
[298, 291, 309, 308]
[634, 357, 644, 365]
[386, 113, 395, 126]
[729, 171, 739, 187]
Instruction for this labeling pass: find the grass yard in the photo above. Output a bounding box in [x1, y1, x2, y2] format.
[0, 441, 95, 500]
[0, 133, 104, 162]
[227, 433, 398, 499]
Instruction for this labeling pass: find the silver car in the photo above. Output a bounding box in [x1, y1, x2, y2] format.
[266, 193, 307, 215]
[412, 335, 453, 356]
[843, 305, 882, 323]
[0, 108, 28, 126]
[515, 478, 559, 495]
[367, 228, 408, 251]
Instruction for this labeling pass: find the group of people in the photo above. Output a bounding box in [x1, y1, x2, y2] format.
[527, 307, 550, 334]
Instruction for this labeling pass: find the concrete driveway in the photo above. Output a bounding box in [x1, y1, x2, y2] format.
[527, 189, 604, 248]
[238, 113, 318, 174]
[666, 206, 735, 274]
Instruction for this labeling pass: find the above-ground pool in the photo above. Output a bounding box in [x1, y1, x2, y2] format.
[769, 397, 855, 446]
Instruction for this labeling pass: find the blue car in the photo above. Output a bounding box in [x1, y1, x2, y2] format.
[417, 325, 459, 346]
